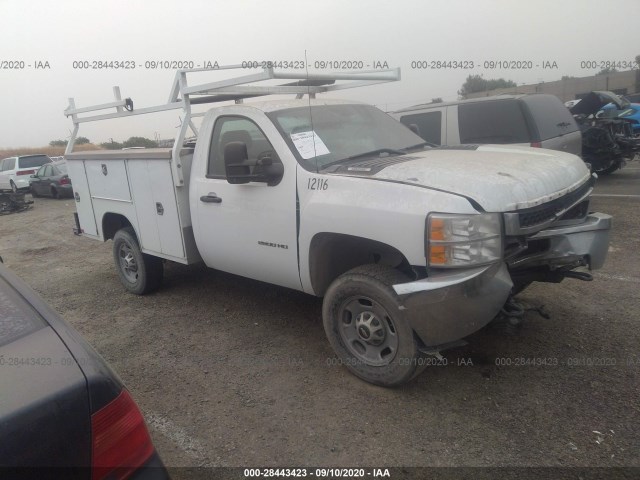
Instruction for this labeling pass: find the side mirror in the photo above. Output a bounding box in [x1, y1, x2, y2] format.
[30, 174, 37, 178]
[224, 141, 251, 184]
[224, 142, 284, 186]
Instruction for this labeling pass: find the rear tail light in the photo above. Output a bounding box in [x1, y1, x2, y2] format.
[60, 176, 71, 185]
[91, 389, 154, 480]
[17, 170, 35, 176]
[530, 142, 542, 148]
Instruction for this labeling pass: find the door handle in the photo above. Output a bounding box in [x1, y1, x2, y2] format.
[200, 194, 222, 204]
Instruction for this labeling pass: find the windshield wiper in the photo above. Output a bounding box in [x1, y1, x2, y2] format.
[345, 148, 408, 161]
[404, 141, 437, 150]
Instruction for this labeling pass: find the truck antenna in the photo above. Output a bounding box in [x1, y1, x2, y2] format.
[304, 50, 318, 173]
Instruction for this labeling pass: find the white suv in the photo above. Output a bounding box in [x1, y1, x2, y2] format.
[0, 155, 52, 192]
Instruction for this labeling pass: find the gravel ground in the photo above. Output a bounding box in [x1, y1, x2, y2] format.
[0, 161, 638, 475]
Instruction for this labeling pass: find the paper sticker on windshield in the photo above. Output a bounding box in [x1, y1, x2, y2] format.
[290, 131, 330, 159]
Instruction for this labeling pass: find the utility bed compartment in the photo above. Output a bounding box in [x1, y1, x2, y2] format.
[65, 148, 200, 264]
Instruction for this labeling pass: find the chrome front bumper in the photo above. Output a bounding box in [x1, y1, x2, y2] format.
[519, 212, 611, 270]
[392, 212, 611, 347]
[393, 263, 512, 347]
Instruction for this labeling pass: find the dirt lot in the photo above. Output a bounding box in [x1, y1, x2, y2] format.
[1, 161, 639, 474]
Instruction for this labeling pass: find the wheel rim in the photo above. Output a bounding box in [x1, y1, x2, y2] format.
[338, 296, 399, 366]
[118, 241, 139, 283]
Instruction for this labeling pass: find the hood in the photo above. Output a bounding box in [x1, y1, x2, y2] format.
[570, 91, 629, 116]
[365, 145, 590, 212]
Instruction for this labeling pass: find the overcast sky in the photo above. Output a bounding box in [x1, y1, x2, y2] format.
[1, 0, 639, 148]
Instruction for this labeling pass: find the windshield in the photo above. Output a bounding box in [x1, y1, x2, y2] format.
[266, 104, 425, 170]
[55, 163, 68, 174]
[18, 155, 51, 169]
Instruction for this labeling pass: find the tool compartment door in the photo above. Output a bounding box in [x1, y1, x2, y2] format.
[66, 160, 98, 237]
[128, 159, 185, 259]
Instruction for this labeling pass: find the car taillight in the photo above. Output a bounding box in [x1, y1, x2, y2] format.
[60, 176, 71, 185]
[91, 389, 154, 480]
[530, 142, 542, 148]
[17, 170, 35, 176]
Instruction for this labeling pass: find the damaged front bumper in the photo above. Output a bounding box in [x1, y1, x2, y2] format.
[393, 263, 512, 347]
[510, 212, 611, 271]
[392, 212, 611, 348]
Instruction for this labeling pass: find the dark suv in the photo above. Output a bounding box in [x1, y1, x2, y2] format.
[391, 94, 582, 156]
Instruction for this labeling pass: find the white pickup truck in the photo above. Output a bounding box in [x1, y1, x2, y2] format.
[65, 67, 611, 386]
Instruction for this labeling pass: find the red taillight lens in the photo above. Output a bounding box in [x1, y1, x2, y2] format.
[530, 142, 542, 148]
[17, 170, 35, 176]
[60, 176, 71, 185]
[91, 389, 154, 480]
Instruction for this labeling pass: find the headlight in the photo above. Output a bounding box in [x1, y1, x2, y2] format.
[427, 213, 502, 268]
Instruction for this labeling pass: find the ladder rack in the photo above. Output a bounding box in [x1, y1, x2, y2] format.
[64, 64, 401, 186]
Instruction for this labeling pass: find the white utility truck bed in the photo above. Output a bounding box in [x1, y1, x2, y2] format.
[66, 148, 199, 263]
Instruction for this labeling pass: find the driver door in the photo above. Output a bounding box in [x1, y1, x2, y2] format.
[31, 165, 47, 195]
[193, 114, 301, 291]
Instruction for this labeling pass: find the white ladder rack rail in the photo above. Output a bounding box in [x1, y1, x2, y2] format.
[64, 64, 401, 187]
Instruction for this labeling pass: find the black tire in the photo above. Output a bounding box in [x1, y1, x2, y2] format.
[591, 158, 621, 176]
[10, 181, 17, 194]
[112, 227, 163, 295]
[322, 264, 425, 387]
[51, 187, 59, 199]
[30, 186, 40, 198]
[511, 280, 532, 296]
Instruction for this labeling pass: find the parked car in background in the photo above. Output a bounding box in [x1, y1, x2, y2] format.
[0, 260, 169, 478]
[0, 154, 52, 193]
[570, 91, 640, 175]
[30, 159, 74, 199]
[598, 102, 640, 134]
[391, 94, 582, 156]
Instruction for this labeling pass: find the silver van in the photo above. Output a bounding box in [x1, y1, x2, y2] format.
[391, 94, 582, 156]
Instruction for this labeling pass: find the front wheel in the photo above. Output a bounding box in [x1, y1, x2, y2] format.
[113, 227, 163, 295]
[322, 264, 425, 387]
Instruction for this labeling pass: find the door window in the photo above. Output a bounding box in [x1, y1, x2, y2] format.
[399, 111, 442, 145]
[458, 100, 530, 144]
[207, 116, 277, 178]
[35, 166, 47, 177]
[2, 158, 16, 171]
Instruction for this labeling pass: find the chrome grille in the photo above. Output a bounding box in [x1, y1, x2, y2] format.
[504, 177, 594, 235]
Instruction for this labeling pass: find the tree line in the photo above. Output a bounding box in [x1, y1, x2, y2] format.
[49, 136, 159, 149]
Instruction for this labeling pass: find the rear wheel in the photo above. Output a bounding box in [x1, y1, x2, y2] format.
[30, 186, 40, 198]
[322, 264, 425, 387]
[113, 227, 163, 295]
[51, 187, 59, 199]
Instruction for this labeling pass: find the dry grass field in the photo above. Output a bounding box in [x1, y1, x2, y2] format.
[0, 144, 103, 159]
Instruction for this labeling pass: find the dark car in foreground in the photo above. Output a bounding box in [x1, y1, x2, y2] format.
[0, 259, 169, 479]
[29, 160, 73, 199]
